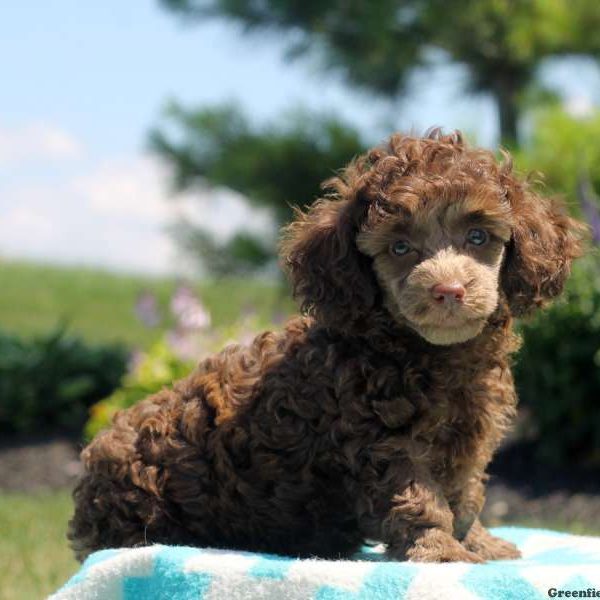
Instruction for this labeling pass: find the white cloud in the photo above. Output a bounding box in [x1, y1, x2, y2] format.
[74, 158, 172, 221]
[0, 152, 274, 275]
[0, 122, 83, 165]
[76, 156, 274, 239]
[564, 95, 596, 119]
[1, 206, 54, 237]
[174, 187, 274, 242]
[0, 205, 57, 259]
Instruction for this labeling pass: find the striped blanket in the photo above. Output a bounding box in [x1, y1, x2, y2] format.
[50, 527, 600, 600]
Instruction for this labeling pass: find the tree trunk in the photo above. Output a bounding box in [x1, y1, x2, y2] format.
[492, 77, 520, 147]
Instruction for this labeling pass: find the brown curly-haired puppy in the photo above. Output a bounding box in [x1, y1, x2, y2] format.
[69, 131, 585, 563]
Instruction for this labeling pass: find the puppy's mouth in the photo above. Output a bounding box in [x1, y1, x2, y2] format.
[410, 317, 488, 346]
[392, 282, 497, 346]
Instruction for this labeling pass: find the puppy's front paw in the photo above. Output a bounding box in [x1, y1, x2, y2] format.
[390, 528, 485, 563]
[408, 543, 485, 564]
[462, 520, 521, 560]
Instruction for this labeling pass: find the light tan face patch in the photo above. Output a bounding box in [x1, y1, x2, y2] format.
[357, 195, 511, 345]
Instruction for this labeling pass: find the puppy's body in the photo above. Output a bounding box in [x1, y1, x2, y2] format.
[70, 312, 516, 562]
[69, 131, 583, 562]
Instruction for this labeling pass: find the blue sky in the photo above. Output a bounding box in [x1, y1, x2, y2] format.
[1, 1, 598, 274]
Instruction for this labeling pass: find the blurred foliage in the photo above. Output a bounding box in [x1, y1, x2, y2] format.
[150, 103, 366, 273]
[85, 315, 266, 439]
[85, 341, 192, 440]
[155, 0, 600, 270]
[516, 105, 600, 205]
[515, 251, 600, 466]
[160, 0, 600, 144]
[510, 107, 600, 465]
[170, 223, 274, 277]
[0, 328, 128, 434]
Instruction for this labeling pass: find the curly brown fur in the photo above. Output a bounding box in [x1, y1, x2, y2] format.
[69, 130, 586, 563]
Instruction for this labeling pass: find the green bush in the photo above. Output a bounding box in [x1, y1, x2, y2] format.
[84, 341, 192, 440]
[511, 105, 600, 465]
[514, 251, 600, 465]
[0, 328, 128, 434]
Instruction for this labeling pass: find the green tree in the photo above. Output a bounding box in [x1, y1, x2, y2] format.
[160, 0, 600, 145]
[150, 103, 366, 274]
[516, 105, 600, 204]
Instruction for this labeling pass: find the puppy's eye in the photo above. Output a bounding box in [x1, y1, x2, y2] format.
[466, 228, 488, 246]
[391, 240, 411, 256]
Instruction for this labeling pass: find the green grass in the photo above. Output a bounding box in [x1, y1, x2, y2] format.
[0, 261, 293, 347]
[0, 490, 78, 600]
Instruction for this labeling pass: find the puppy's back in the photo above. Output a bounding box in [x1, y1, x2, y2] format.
[68, 317, 312, 560]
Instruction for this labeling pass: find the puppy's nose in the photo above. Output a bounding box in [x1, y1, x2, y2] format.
[431, 282, 466, 304]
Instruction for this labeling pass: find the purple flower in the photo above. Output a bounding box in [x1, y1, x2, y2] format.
[134, 291, 161, 328]
[166, 330, 204, 361]
[127, 349, 145, 374]
[170, 284, 211, 331]
[581, 196, 600, 245]
[577, 176, 600, 245]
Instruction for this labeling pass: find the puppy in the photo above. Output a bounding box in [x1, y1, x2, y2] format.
[69, 130, 584, 563]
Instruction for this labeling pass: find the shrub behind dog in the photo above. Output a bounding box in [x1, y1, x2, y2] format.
[0, 328, 128, 434]
[515, 251, 600, 466]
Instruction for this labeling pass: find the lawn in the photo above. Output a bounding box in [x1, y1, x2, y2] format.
[0, 490, 77, 600]
[0, 261, 293, 348]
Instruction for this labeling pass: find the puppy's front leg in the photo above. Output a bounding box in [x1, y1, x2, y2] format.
[449, 474, 486, 542]
[449, 476, 521, 560]
[387, 476, 485, 563]
[357, 469, 483, 563]
[462, 518, 521, 560]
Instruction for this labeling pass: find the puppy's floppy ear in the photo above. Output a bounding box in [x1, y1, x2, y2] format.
[280, 178, 377, 332]
[501, 174, 586, 316]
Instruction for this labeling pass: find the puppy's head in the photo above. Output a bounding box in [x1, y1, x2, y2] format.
[281, 130, 585, 344]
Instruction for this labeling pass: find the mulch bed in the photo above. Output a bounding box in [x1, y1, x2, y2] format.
[483, 441, 600, 529]
[0, 432, 83, 493]
[1, 432, 599, 532]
